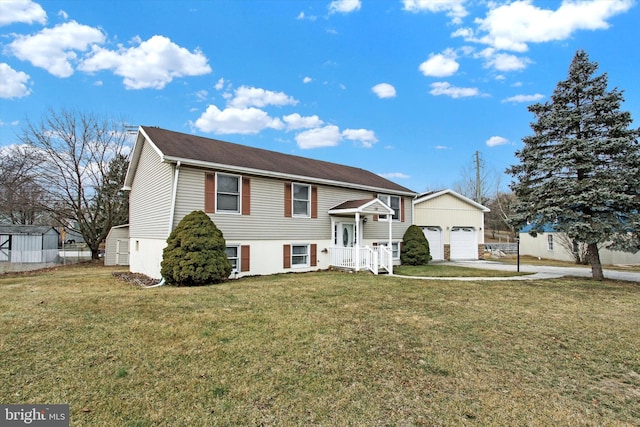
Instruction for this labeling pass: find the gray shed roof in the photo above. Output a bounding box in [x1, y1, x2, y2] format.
[129, 126, 416, 195]
[0, 225, 59, 235]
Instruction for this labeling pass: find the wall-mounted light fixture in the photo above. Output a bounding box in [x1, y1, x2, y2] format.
[363, 217, 368, 224]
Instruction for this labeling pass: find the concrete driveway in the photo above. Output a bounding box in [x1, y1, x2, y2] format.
[447, 260, 640, 282]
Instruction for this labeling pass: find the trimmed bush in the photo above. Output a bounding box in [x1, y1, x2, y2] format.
[160, 210, 232, 286]
[400, 225, 430, 266]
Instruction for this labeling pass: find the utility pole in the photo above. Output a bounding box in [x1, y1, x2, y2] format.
[475, 150, 482, 203]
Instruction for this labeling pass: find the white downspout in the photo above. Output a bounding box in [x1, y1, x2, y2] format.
[168, 161, 181, 235]
[355, 212, 360, 271]
[388, 210, 393, 274]
[144, 160, 181, 288]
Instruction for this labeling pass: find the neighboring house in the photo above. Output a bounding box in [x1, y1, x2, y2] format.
[0, 225, 59, 263]
[413, 189, 490, 261]
[123, 126, 418, 279]
[104, 224, 129, 266]
[519, 224, 640, 265]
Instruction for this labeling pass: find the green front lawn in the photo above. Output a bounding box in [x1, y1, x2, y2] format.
[394, 263, 530, 277]
[1, 265, 638, 426]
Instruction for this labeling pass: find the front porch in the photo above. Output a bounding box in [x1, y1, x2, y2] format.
[329, 245, 394, 275]
[328, 198, 396, 275]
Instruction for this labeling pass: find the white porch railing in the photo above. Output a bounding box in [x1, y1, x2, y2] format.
[329, 246, 393, 275]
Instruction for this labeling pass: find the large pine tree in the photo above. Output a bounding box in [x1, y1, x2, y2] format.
[507, 50, 640, 280]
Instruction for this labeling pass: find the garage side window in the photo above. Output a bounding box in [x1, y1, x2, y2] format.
[547, 234, 554, 251]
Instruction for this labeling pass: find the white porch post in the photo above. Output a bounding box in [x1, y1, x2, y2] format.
[388, 213, 392, 250]
[355, 212, 360, 271]
[330, 217, 335, 266]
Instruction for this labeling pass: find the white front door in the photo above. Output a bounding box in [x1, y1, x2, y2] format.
[338, 223, 355, 247]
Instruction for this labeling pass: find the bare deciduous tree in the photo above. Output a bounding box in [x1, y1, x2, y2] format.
[20, 108, 131, 259]
[0, 144, 48, 224]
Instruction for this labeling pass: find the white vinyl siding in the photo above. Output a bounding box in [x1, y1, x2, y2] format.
[129, 141, 173, 239]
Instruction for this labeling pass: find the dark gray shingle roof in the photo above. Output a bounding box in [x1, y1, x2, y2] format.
[142, 126, 415, 194]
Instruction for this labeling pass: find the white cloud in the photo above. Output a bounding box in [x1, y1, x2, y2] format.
[193, 105, 284, 134]
[228, 85, 298, 108]
[79, 35, 211, 89]
[0, 0, 47, 26]
[283, 113, 324, 130]
[484, 51, 531, 71]
[298, 12, 318, 21]
[0, 63, 31, 99]
[474, 0, 634, 52]
[215, 78, 226, 90]
[342, 128, 378, 148]
[429, 82, 479, 98]
[8, 21, 105, 78]
[328, 0, 361, 14]
[295, 125, 342, 149]
[435, 145, 452, 150]
[502, 93, 544, 103]
[486, 136, 509, 147]
[419, 49, 459, 77]
[303, 76, 312, 83]
[195, 90, 208, 101]
[379, 172, 410, 179]
[371, 83, 396, 98]
[403, 0, 468, 24]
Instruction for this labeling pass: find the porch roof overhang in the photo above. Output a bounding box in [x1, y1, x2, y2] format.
[328, 198, 394, 216]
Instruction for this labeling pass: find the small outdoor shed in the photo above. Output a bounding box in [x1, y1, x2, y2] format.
[413, 189, 490, 260]
[105, 224, 130, 266]
[0, 225, 60, 263]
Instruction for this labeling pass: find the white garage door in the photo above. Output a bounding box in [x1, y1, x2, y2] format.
[422, 227, 443, 260]
[450, 227, 477, 260]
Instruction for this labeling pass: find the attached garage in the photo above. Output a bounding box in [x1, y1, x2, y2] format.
[413, 189, 489, 261]
[422, 226, 444, 261]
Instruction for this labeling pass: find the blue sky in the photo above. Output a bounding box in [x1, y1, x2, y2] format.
[1, 0, 638, 194]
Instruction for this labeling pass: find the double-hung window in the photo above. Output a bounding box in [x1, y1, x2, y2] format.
[378, 242, 400, 259]
[293, 183, 310, 217]
[547, 234, 554, 251]
[225, 246, 240, 271]
[377, 195, 400, 221]
[291, 244, 310, 267]
[217, 174, 240, 213]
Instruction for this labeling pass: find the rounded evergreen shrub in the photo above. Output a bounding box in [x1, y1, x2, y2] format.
[160, 210, 232, 286]
[400, 225, 431, 265]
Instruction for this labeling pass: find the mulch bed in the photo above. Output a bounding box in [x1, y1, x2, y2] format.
[112, 271, 160, 287]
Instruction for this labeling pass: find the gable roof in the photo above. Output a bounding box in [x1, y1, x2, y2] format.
[413, 189, 490, 212]
[328, 198, 394, 215]
[124, 126, 416, 195]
